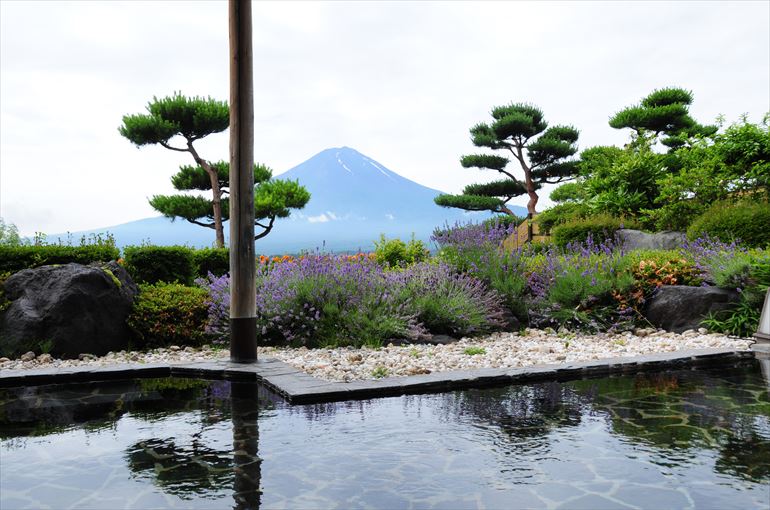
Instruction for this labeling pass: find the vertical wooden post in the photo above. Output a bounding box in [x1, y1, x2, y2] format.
[229, 0, 257, 362]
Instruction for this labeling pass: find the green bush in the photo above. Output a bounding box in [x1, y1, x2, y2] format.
[373, 234, 429, 267]
[0, 244, 120, 274]
[698, 251, 769, 337]
[551, 214, 630, 249]
[127, 282, 210, 349]
[687, 200, 770, 248]
[123, 245, 196, 284]
[192, 247, 229, 277]
[535, 202, 590, 235]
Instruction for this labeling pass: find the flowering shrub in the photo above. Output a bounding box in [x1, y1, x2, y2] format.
[433, 220, 528, 318]
[198, 254, 504, 347]
[631, 256, 702, 292]
[524, 234, 636, 331]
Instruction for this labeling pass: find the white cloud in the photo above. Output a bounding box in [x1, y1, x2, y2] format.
[1, 1, 768, 235]
[385, 213, 395, 221]
[308, 214, 330, 223]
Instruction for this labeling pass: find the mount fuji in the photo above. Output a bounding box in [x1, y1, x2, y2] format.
[54, 147, 526, 254]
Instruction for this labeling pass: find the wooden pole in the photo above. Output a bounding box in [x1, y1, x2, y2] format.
[229, 0, 257, 362]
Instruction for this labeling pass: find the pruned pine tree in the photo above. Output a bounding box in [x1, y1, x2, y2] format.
[609, 87, 717, 150]
[149, 162, 310, 241]
[119, 93, 230, 247]
[435, 103, 580, 216]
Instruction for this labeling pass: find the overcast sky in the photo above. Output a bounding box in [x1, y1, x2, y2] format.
[1, 1, 768, 236]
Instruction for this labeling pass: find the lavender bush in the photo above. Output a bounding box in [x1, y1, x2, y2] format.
[198, 254, 505, 347]
[433, 220, 528, 319]
[524, 234, 636, 331]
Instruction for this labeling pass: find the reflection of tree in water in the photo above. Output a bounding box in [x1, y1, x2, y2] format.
[567, 365, 770, 483]
[126, 436, 234, 498]
[124, 380, 263, 508]
[280, 399, 376, 422]
[433, 382, 596, 454]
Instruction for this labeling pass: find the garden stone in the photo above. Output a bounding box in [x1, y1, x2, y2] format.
[19, 351, 35, 362]
[0, 262, 138, 359]
[643, 285, 740, 334]
[617, 229, 686, 250]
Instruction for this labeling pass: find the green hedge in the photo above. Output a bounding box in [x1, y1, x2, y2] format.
[123, 245, 196, 285]
[0, 244, 120, 274]
[192, 247, 229, 277]
[127, 282, 210, 349]
[687, 200, 770, 248]
[552, 215, 628, 248]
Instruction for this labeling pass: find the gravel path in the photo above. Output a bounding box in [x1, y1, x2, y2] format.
[0, 328, 752, 382]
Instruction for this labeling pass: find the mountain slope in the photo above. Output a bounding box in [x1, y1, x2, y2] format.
[51, 147, 527, 253]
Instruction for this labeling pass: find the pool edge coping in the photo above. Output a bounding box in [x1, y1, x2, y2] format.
[0, 347, 763, 404]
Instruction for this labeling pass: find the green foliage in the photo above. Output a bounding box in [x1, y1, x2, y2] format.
[699, 250, 769, 337]
[192, 248, 230, 277]
[150, 161, 310, 239]
[687, 201, 770, 248]
[463, 179, 527, 197]
[434, 193, 504, 212]
[716, 116, 770, 197]
[435, 102, 579, 216]
[608, 88, 716, 143]
[463, 346, 486, 355]
[549, 182, 586, 203]
[371, 366, 389, 379]
[118, 92, 228, 146]
[551, 215, 629, 248]
[702, 299, 762, 338]
[0, 244, 120, 274]
[0, 219, 22, 246]
[647, 118, 770, 230]
[535, 202, 590, 235]
[254, 178, 312, 222]
[123, 245, 196, 285]
[373, 235, 429, 268]
[582, 135, 664, 221]
[127, 282, 210, 349]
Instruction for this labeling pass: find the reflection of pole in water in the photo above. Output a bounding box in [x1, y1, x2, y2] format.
[753, 347, 770, 393]
[231, 381, 261, 510]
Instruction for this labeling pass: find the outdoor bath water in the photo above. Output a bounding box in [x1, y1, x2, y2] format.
[1, 362, 768, 509]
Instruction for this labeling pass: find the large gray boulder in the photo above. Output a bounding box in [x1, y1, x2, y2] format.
[643, 285, 740, 333]
[617, 229, 686, 251]
[0, 262, 138, 358]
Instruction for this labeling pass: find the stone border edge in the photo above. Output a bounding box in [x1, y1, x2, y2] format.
[0, 348, 759, 405]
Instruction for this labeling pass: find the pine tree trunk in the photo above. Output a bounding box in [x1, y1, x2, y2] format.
[188, 143, 225, 248]
[516, 146, 538, 215]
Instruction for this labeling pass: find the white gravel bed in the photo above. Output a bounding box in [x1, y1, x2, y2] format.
[0, 328, 753, 382]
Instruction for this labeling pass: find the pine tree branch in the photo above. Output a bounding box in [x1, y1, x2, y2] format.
[254, 216, 276, 240]
[186, 218, 216, 228]
[159, 141, 190, 153]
